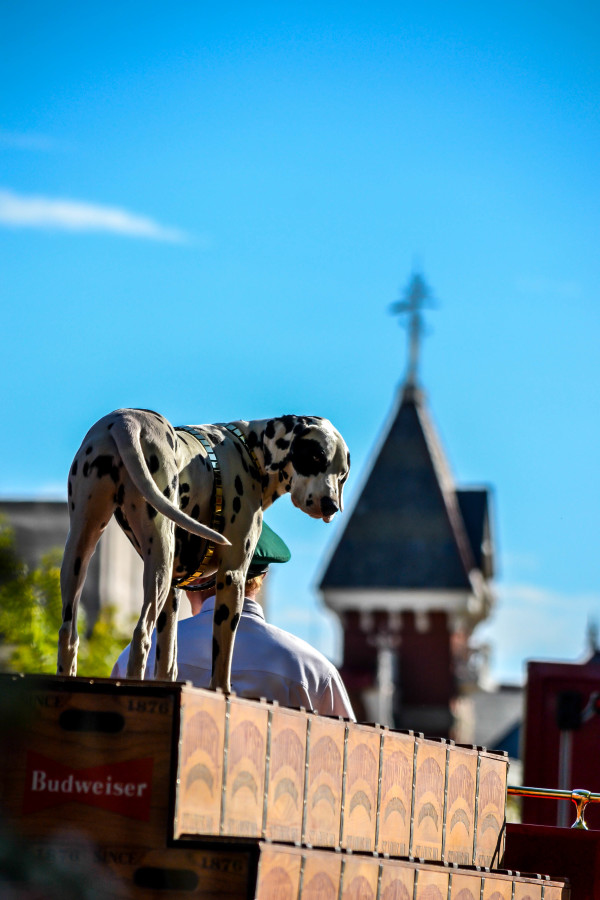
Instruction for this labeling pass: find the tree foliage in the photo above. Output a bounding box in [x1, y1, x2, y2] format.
[0, 517, 129, 677]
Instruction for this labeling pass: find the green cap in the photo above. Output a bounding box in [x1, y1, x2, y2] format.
[248, 521, 291, 575]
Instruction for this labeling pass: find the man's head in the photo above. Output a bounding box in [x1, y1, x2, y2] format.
[186, 521, 291, 610]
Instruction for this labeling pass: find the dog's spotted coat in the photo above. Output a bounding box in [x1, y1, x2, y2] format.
[58, 409, 350, 691]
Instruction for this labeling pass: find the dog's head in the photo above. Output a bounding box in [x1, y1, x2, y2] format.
[263, 416, 350, 523]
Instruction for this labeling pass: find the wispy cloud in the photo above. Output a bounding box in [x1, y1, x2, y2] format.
[0, 188, 189, 242]
[477, 581, 600, 684]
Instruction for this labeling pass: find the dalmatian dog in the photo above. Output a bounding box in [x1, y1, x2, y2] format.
[58, 409, 350, 691]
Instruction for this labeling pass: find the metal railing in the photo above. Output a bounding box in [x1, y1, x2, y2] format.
[507, 784, 600, 830]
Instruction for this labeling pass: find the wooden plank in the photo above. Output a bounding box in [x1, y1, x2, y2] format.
[379, 857, 415, 900]
[105, 844, 252, 899]
[474, 751, 508, 868]
[513, 879, 542, 900]
[174, 687, 226, 839]
[264, 705, 307, 843]
[303, 715, 345, 849]
[450, 871, 481, 900]
[301, 847, 343, 900]
[481, 871, 513, 900]
[411, 738, 447, 862]
[254, 843, 302, 900]
[444, 744, 478, 865]
[20, 831, 252, 899]
[340, 853, 379, 900]
[377, 729, 414, 858]
[340, 723, 380, 852]
[221, 696, 269, 838]
[414, 865, 450, 900]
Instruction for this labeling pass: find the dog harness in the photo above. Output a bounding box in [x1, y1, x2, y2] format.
[173, 424, 261, 589]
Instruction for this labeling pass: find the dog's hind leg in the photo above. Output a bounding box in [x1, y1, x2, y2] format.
[127, 517, 175, 680]
[154, 587, 180, 681]
[58, 501, 114, 675]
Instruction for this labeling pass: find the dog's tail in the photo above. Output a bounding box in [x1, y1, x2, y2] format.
[110, 418, 230, 547]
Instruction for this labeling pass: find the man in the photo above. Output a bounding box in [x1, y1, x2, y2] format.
[112, 522, 355, 719]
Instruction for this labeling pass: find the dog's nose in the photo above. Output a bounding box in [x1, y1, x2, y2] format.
[321, 497, 339, 517]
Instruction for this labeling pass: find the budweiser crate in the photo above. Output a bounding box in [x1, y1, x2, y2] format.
[376, 727, 415, 857]
[473, 749, 509, 868]
[0, 673, 183, 850]
[340, 721, 381, 852]
[302, 713, 345, 848]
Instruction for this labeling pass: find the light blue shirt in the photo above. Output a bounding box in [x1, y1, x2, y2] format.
[112, 596, 355, 720]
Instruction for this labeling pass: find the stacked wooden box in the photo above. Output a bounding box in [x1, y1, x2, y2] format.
[0, 674, 569, 899]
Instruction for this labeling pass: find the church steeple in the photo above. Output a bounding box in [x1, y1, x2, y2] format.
[389, 272, 434, 389]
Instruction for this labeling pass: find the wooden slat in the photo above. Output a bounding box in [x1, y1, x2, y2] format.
[513, 879, 543, 900]
[450, 871, 481, 900]
[474, 751, 508, 868]
[340, 723, 380, 852]
[174, 687, 226, 838]
[377, 729, 414, 858]
[264, 705, 308, 843]
[340, 853, 379, 899]
[254, 843, 302, 900]
[303, 715, 345, 848]
[221, 695, 269, 838]
[411, 737, 447, 862]
[414, 865, 450, 900]
[444, 744, 478, 865]
[481, 871, 513, 900]
[301, 847, 343, 900]
[379, 857, 415, 900]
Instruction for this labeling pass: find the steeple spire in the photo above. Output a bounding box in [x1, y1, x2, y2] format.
[390, 272, 434, 387]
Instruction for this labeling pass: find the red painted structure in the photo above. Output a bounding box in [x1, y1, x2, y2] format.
[523, 658, 600, 829]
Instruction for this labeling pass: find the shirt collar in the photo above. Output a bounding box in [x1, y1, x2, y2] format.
[199, 595, 265, 621]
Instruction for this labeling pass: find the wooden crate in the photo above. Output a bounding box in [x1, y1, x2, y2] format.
[376, 728, 415, 858]
[340, 722, 381, 852]
[473, 750, 509, 868]
[303, 714, 345, 848]
[444, 744, 478, 865]
[0, 673, 181, 850]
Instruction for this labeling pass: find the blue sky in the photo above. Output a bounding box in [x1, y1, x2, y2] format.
[1, 1, 599, 684]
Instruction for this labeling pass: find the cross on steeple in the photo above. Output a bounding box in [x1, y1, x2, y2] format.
[389, 272, 434, 387]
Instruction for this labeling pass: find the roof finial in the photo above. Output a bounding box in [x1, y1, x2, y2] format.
[389, 272, 434, 387]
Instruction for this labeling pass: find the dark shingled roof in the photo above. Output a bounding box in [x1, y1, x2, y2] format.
[320, 384, 492, 591]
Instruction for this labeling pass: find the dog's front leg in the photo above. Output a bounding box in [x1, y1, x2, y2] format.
[209, 567, 246, 693]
